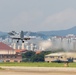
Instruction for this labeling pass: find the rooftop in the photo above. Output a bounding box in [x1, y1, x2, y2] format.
[45, 52, 76, 57]
[0, 42, 13, 50]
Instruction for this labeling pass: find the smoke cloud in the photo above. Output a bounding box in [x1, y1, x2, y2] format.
[39, 40, 52, 50]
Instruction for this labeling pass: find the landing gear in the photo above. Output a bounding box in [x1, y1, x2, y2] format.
[22, 41, 24, 43]
[17, 40, 24, 43]
[17, 40, 19, 43]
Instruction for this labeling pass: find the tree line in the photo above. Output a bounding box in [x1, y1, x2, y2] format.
[22, 51, 51, 62]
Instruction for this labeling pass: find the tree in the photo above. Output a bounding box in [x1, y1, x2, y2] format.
[31, 54, 44, 62]
[22, 51, 35, 62]
[22, 51, 51, 62]
[31, 51, 51, 62]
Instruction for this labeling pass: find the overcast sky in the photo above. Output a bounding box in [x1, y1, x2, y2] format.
[0, 0, 76, 32]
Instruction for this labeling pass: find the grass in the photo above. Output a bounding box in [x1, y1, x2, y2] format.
[0, 62, 75, 67]
[0, 67, 5, 70]
[68, 63, 76, 67]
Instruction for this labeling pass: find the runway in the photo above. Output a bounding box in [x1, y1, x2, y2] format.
[0, 67, 76, 75]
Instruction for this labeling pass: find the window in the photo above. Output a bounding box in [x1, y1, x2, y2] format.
[0, 55, 2, 58]
[11, 56, 13, 58]
[50, 56, 54, 58]
[7, 56, 9, 58]
[15, 56, 17, 58]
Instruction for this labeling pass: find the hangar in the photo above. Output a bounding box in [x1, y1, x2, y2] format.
[45, 52, 76, 63]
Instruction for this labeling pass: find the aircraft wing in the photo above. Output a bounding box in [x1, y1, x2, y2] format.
[24, 38, 30, 40]
[24, 36, 36, 40]
[11, 37, 21, 40]
[8, 31, 17, 35]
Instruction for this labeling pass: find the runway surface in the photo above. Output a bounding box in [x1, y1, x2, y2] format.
[0, 66, 76, 75]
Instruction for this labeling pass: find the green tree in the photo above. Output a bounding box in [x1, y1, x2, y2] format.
[31, 51, 51, 62]
[22, 51, 51, 62]
[31, 54, 44, 62]
[22, 51, 35, 58]
[22, 51, 35, 62]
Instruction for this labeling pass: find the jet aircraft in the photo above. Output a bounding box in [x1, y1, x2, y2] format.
[8, 31, 34, 43]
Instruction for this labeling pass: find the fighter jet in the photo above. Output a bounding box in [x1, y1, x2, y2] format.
[8, 31, 34, 43]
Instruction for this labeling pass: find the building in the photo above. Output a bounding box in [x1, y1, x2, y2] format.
[16, 49, 27, 54]
[45, 52, 76, 63]
[0, 42, 22, 62]
[50, 34, 76, 50]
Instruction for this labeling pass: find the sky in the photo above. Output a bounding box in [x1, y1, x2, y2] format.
[0, 0, 76, 32]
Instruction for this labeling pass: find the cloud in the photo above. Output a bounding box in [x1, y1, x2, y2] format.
[9, 8, 76, 32]
[41, 8, 76, 30]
